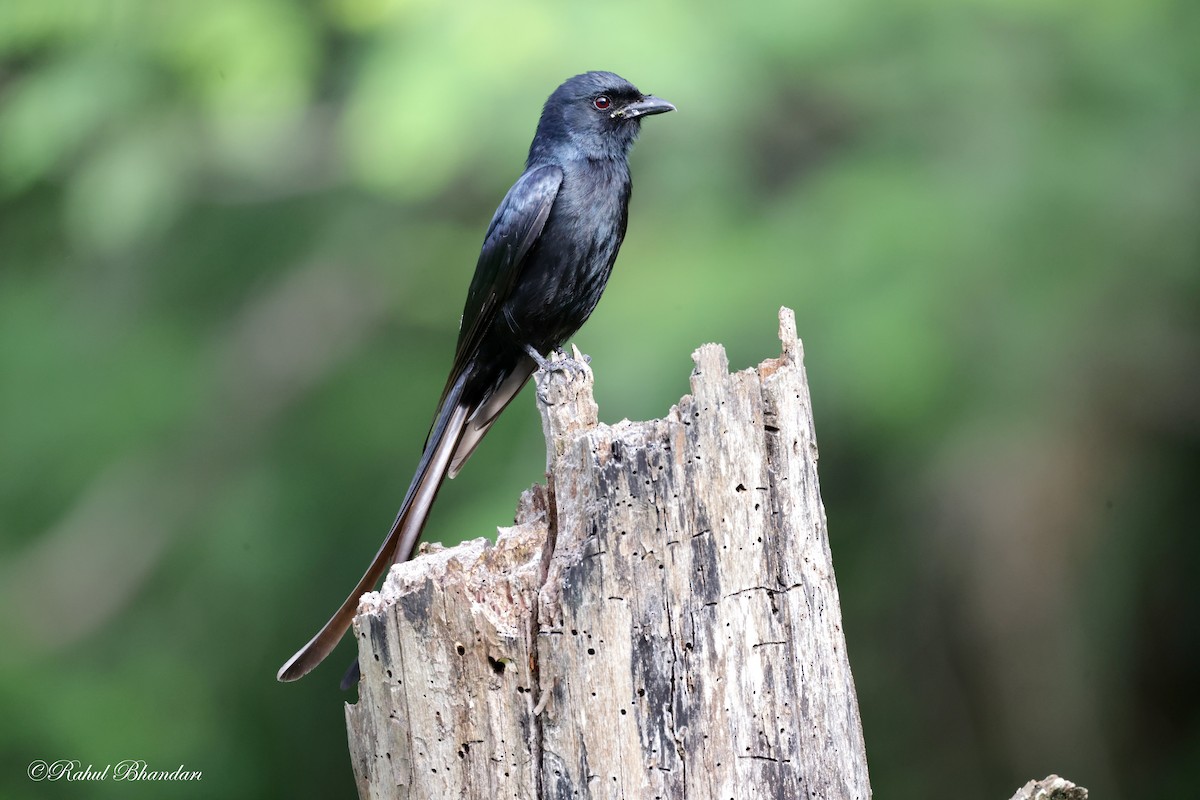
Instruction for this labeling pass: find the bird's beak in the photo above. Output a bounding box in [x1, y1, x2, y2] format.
[612, 95, 676, 120]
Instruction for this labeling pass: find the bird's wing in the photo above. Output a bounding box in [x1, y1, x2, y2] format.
[440, 165, 561, 475]
[433, 164, 562, 411]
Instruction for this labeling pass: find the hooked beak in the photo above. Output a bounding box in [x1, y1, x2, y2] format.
[612, 95, 676, 120]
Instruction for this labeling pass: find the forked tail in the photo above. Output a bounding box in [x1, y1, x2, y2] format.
[276, 376, 471, 682]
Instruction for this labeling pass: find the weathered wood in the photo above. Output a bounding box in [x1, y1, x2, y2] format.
[345, 307, 871, 799]
[1008, 775, 1088, 800]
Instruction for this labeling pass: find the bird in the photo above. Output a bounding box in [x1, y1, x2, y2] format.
[277, 71, 674, 685]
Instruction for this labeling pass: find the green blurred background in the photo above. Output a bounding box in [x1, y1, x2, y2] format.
[2, 0, 1197, 797]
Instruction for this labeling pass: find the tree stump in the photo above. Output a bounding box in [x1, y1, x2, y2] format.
[344, 308, 871, 799]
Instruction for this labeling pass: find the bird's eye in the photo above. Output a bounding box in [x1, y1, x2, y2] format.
[593, 95, 611, 111]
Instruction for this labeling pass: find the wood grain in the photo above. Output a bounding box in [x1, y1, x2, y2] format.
[345, 308, 871, 799]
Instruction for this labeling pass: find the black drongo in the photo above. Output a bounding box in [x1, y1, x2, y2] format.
[278, 71, 674, 684]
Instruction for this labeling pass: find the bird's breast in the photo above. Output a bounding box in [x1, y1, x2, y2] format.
[501, 161, 631, 350]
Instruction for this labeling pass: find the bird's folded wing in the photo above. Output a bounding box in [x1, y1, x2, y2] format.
[432, 164, 562, 413]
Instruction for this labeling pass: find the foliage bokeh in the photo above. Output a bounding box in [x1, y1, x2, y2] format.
[2, 0, 1197, 797]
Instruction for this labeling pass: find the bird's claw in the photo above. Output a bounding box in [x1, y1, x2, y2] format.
[525, 344, 590, 378]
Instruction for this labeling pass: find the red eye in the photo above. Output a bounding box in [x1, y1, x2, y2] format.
[593, 95, 611, 111]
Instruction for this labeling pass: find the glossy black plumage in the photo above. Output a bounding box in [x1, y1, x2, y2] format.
[278, 71, 674, 684]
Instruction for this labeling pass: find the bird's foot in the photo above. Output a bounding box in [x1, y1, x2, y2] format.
[523, 343, 554, 371]
[525, 344, 590, 378]
[552, 347, 590, 367]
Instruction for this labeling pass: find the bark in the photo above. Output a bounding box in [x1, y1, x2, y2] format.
[1007, 775, 1088, 800]
[345, 307, 871, 799]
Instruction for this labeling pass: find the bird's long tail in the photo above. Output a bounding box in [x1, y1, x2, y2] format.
[276, 372, 472, 683]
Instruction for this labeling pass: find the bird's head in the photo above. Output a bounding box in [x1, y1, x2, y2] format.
[529, 71, 675, 164]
